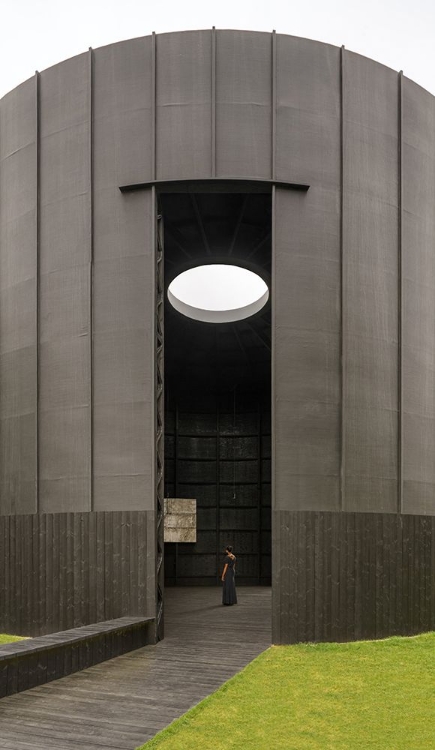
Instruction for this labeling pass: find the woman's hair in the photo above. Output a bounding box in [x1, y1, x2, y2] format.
[225, 545, 233, 553]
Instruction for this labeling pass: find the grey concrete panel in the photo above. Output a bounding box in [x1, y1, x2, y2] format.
[274, 329, 340, 405]
[401, 338, 435, 420]
[274, 476, 340, 513]
[39, 404, 90, 475]
[93, 475, 153, 512]
[275, 400, 340, 474]
[403, 414, 435, 484]
[39, 266, 90, 342]
[93, 256, 152, 332]
[156, 30, 212, 180]
[346, 339, 398, 410]
[93, 37, 153, 189]
[38, 266, 91, 507]
[272, 39, 341, 515]
[93, 401, 152, 477]
[273, 191, 340, 507]
[39, 53, 91, 512]
[345, 125, 398, 204]
[93, 41, 155, 511]
[40, 192, 89, 273]
[0, 279, 37, 355]
[403, 482, 435, 516]
[0, 415, 36, 514]
[274, 256, 340, 335]
[345, 406, 398, 513]
[216, 30, 271, 179]
[39, 338, 90, 409]
[0, 348, 36, 417]
[39, 54, 89, 135]
[93, 330, 151, 404]
[93, 189, 152, 261]
[0, 77, 37, 515]
[344, 477, 398, 513]
[276, 36, 340, 187]
[343, 52, 399, 512]
[0, 145, 36, 223]
[0, 79, 36, 157]
[402, 77, 435, 515]
[0, 211, 36, 290]
[402, 278, 435, 381]
[345, 255, 398, 341]
[93, 192, 154, 511]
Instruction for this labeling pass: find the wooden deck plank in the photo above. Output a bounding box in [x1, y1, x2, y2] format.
[0, 587, 271, 749]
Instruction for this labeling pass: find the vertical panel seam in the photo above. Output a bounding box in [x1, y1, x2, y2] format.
[174, 404, 178, 584]
[271, 30, 277, 181]
[151, 186, 157, 629]
[257, 406, 262, 585]
[339, 46, 345, 513]
[89, 48, 94, 512]
[271, 184, 279, 641]
[398, 70, 403, 515]
[211, 27, 216, 178]
[152, 32, 157, 181]
[216, 399, 220, 584]
[35, 70, 41, 514]
[270, 34, 277, 636]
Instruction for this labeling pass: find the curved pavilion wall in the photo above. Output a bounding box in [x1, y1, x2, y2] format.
[1, 29, 435, 641]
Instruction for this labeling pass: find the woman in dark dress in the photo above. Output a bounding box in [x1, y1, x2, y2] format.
[221, 545, 237, 605]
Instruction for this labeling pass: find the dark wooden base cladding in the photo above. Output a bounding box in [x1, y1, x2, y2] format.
[273, 510, 435, 644]
[0, 511, 155, 637]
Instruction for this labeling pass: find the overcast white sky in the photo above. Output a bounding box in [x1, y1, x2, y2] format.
[0, 0, 434, 99]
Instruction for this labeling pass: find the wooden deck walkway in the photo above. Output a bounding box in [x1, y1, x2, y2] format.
[0, 586, 271, 749]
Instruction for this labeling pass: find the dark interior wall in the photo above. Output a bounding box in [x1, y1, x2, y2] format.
[164, 397, 271, 585]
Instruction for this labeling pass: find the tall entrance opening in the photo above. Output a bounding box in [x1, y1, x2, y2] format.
[161, 189, 272, 587]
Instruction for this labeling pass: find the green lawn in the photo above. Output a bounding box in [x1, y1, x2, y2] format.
[0, 633, 26, 645]
[139, 633, 435, 750]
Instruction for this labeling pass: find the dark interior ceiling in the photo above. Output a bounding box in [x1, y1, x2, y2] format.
[161, 191, 272, 403]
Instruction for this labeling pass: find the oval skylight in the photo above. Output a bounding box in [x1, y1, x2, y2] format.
[168, 264, 269, 323]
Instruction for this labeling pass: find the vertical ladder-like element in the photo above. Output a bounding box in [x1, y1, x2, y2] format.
[155, 208, 165, 640]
